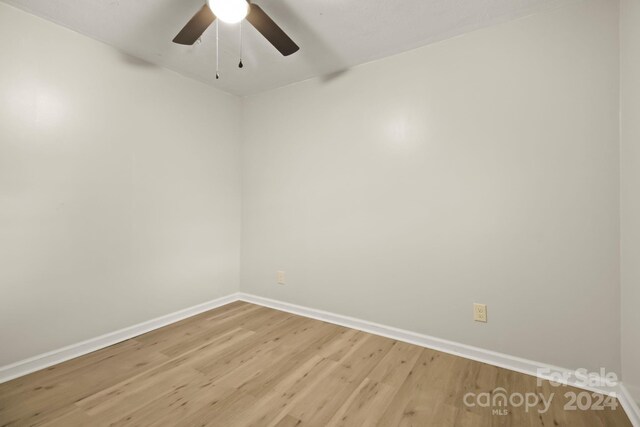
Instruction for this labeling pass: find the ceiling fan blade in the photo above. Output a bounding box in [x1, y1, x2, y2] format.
[173, 5, 216, 45]
[246, 4, 299, 56]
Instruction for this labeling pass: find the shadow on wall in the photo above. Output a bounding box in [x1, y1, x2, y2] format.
[260, 1, 350, 83]
[118, 52, 158, 68]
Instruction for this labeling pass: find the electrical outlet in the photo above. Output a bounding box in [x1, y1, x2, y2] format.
[474, 303, 487, 322]
[276, 271, 286, 285]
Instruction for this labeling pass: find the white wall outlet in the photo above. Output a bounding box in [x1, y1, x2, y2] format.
[474, 303, 487, 322]
[276, 271, 286, 285]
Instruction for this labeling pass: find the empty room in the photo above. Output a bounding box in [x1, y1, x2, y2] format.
[1, 0, 639, 425]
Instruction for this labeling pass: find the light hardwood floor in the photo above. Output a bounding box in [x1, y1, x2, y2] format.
[0, 301, 632, 426]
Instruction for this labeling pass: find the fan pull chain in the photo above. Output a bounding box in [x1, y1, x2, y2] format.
[215, 21, 220, 79]
[238, 21, 244, 69]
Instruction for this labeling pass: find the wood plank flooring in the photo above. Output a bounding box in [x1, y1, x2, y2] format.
[0, 301, 632, 426]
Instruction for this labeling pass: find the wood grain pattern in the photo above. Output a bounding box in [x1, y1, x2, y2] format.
[0, 301, 632, 426]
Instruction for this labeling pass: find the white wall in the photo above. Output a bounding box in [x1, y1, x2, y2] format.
[621, 0, 640, 404]
[0, 3, 241, 366]
[0, 0, 629, 384]
[241, 0, 621, 373]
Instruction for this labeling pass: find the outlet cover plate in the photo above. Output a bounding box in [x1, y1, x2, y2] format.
[474, 303, 487, 322]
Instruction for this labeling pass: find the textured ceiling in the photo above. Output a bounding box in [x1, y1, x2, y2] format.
[1, 0, 577, 96]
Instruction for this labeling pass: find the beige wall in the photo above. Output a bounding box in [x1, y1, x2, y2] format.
[241, 0, 621, 373]
[0, 3, 242, 366]
[621, 0, 640, 404]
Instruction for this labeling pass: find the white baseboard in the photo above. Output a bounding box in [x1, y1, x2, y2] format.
[2, 291, 638, 426]
[627, 384, 640, 407]
[619, 384, 640, 427]
[237, 293, 606, 393]
[0, 292, 240, 384]
[238, 292, 640, 427]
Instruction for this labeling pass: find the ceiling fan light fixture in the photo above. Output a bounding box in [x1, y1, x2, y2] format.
[207, 0, 249, 24]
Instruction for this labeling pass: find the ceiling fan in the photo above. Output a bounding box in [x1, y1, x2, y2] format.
[172, 0, 299, 57]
